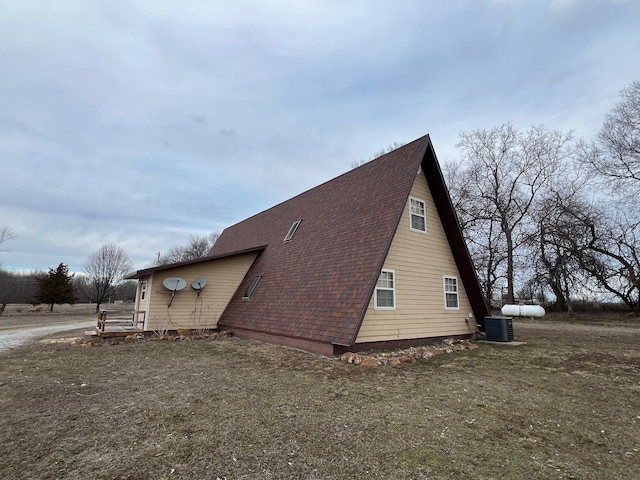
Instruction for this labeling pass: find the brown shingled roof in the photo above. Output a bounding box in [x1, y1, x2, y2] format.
[210, 134, 488, 348]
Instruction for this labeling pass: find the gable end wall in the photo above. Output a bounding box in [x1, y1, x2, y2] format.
[356, 171, 477, 343]
[144, 253, 258, 331]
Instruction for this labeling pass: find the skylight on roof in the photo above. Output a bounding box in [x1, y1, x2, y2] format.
[243, 275, 262, 299]
[284, 220, 302, 242]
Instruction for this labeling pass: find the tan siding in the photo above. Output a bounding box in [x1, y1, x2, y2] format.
[144, 253, 258, 331]
[356, 172, 477, 343]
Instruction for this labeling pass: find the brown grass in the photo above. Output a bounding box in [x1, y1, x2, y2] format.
[1, 313, 639, 479]
[0, 303, 131, 330]
[1, 303, 101, 315]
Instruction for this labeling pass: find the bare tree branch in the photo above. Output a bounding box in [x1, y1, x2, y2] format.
[83, 244, 133, 313]
[156, 232, 220, 266]
[454, 123, 575, 304]
[579, 80, 640, 198]
[0, 227, 16, 252]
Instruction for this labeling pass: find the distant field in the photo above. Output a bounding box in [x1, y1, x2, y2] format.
[0, 313, 639, 479]
[0, 303, 133, 329]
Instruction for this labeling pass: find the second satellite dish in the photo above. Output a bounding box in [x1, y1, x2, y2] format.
[191, 278, 207, 296]
[163, 277, 187, 307]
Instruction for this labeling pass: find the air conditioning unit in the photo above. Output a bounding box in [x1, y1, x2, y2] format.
[484, 316, 514, 342]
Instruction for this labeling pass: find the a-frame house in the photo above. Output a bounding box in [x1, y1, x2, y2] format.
[126, 134, 488, 355]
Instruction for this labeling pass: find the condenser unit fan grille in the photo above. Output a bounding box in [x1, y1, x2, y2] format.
[484, 316, 514, 342]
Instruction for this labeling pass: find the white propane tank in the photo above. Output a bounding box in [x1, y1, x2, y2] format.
[501, 304, 545, 318]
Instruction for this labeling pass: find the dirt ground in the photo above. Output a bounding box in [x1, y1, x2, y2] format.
[0, 312, 638, 479]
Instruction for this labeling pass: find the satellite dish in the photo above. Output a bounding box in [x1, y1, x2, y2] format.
[163, 277, 187, 307]
[163, 277, 187, 291]
[192, 278, 207, 296]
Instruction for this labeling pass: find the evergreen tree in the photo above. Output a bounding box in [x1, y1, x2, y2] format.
[36, 263, 76, 312]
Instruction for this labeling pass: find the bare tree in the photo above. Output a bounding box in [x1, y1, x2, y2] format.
[580, 80, 640, 197]
[445, 160, 507, 307]
[567, 206, 640, 316]
[0, 227, 15, 256]
[351, 141, 406, 169]
[83, 244, 133, 313]
[0, 227, 17, 314]
[532, 191, 594, 314]
[455, 123, 575, 304]
[156, 232, 219, 266]
[0, 227, 15, 245]
[572, 79, 640, 315]
[0, 269, 14, 315]
[0, 270, 40, 314]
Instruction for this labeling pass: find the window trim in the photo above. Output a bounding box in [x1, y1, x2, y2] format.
[243, 275, 263, 299]
[284, 220, 302, 242]
[443, 276, 460, 310]
[375, 269, 396, 310]
[140, 281, 147, 301]
[409, 197, 427, 233]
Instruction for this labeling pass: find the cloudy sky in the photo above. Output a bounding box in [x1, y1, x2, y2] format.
[1, 0, 639, 273]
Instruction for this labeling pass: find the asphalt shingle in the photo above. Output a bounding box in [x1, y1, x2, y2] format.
[210, 134, 488, 348]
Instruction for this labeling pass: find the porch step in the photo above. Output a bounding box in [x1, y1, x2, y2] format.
[86, 327, 144, 338]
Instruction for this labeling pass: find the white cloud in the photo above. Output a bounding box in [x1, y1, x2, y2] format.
[0, 0, 639, 271]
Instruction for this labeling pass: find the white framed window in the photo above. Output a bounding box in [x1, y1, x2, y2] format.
[140, 281, 147, 301]
[444, 276, 459, 310]
[375, 269, 396, 310]
[243, 275, 262, 299]
[284, 220, 302, 242]
[409, 197, 426, 232]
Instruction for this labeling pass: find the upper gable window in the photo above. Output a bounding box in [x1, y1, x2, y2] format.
[284, 220, 302, 242]
[375, 269, 396, 310]
[139, 281, 147, 301]
[243, 275, 262, 299]
[409, 197, 426, 232]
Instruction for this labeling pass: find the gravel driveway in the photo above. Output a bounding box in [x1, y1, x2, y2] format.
[0, 320, 95, 353]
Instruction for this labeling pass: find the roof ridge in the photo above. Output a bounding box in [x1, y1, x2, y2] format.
[215, 134, 432, 235]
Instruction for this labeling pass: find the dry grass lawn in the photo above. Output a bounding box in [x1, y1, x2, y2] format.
[1, 312, 639, 479]
[0, 303, 118, 330]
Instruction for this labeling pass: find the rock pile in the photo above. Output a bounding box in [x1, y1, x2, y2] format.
[340, 338, 478, 367]
[149, 331, 232, 342]
[44, 330, 235, 347]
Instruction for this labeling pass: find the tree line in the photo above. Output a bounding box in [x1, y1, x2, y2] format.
[0, 233, 219, 315]
[0, 244, 136, 314]
[3, 80, 638, 317]
[445, 80, 640, 315]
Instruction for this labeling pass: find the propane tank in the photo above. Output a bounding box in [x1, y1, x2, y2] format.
[501, 304, 545, 318]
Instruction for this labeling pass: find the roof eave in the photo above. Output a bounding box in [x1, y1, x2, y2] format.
[422, 140, 490, 321]
[347, 136, 431, 347]
[125, 245, 267, 280]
